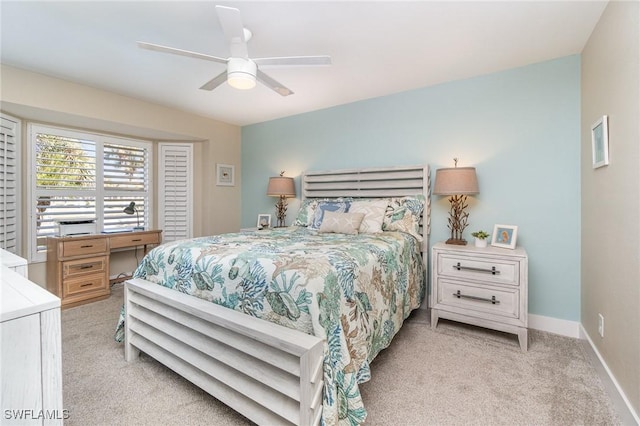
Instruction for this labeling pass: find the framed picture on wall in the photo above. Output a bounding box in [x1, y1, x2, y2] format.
[256, 214, 271, 229]
[491, 224, 518, 249]
[591, 115, 609, 169]
[216, 164, 235, 186]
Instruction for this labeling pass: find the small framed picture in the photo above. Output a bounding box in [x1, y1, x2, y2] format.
[216, 164, 235, 186]
[491, 224, 518, 249]
[591, 115, 609, 169]
[256, 214, 271, 229]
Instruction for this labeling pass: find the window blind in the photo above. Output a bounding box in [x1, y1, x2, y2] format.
[158, 143, 193, 242]
[0, 115, 20, 254]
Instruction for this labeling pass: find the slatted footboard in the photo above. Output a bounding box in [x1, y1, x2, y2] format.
[124, 278, 325, 425]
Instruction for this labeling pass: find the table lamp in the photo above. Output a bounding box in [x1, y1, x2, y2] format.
[267, 172, 296, 228]
[433, 159, 479, 245]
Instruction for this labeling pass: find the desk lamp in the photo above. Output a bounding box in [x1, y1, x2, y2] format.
[123, 202, 144, 231]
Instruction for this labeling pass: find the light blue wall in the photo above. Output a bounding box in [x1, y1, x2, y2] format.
[241, 55, 581, 321]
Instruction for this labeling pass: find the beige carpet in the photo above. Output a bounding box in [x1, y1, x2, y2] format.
[60, 283, 621, 425]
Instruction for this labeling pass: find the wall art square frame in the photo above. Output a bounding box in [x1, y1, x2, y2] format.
[256, 214, 271, 229]
[216, 164, 235, 186]
[491, 224, 518, 249]
[591, 115, 609, 169]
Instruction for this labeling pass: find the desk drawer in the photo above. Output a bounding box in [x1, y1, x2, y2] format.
[63, 272, 108, 298]
[63, 256, 107, 278]
[62, 238, 107, 257]
[438, 253, 519, 286]
[110, 233, 160, 249]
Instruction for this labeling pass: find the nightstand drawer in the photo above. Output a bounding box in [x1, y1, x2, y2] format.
[435, 279, 520, 320]
[439, 253, 520, 286]
[63, 273, 108, 297]
[62, 238, 108, 257]
[110, 232, 160, 249]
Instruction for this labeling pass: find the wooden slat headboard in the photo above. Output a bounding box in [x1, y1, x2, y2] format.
[301, 164, 431, 254]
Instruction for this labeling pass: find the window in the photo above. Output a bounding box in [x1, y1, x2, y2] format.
[158, 143, 193, 242]
[28, 124, 152, 262]
[0, 114, 20, 254]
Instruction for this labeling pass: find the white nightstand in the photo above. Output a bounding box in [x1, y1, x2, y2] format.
[431, 242, 529, 351]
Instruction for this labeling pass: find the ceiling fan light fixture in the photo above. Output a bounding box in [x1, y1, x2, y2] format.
[227, 58, 257, 90]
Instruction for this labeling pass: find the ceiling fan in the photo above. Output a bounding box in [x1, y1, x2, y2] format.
[138, 5, 331, 96]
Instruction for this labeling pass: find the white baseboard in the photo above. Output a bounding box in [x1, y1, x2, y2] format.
[528, 313, 581, 338]
[580, 325, 640, 425]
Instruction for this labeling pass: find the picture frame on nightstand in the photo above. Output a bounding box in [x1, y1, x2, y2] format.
[257, 214, 271, 229]
[491, 224, 518, 249]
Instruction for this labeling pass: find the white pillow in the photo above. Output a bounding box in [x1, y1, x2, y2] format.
[318, 211, 365, 235]
[349, 199, 389, 234]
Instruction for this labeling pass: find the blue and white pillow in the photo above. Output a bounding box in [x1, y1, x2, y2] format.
[292, 199, 318, 227]
[310, 200, 351, 229]
[382, 195, 425, 242]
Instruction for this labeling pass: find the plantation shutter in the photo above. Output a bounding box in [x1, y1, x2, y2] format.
[0, 115, 20, 253]
[158, 143, 193, 242]
[103, 142, 149, 231]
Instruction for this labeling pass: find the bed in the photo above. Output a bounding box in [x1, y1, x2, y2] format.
[119, 165, 430, 425]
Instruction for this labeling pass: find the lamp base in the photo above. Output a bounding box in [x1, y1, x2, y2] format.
[445, 238, 467, 245]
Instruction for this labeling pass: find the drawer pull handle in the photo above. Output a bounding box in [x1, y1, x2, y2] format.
[79, 265, 94, 270]
[453, 290, 500, 304]
[132, 239, 142, 242]
[453, 262, 500, 275]
[80, 283, 93, 288]
[80, 245, 93, 248]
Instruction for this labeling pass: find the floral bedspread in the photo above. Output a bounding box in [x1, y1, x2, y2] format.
[115, 227, 424, 425]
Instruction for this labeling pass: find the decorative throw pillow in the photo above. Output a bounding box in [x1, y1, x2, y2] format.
[349, 199, 389, 234]
[318, 211, 365, 235]
[292, 199, 318, 227]
[310, 200, 351, 229]
[382, 195, 425, 242]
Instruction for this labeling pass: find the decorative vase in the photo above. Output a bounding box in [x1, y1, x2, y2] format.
[475, 237, 488, 248]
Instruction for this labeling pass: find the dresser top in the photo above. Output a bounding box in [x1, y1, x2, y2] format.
[1, 267, 60, 322]
[433, 241, 527, 257]
[0, 248, 27, 269]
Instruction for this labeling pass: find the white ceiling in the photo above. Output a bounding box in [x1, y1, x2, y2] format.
[1, 1, 607, 127]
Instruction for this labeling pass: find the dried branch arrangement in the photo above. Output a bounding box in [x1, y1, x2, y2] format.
[446, 194, 470, 244]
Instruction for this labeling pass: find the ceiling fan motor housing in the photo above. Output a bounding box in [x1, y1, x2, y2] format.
[227, 57, 257, 89]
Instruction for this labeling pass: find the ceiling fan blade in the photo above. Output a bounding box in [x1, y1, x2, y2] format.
[199, 71, 228, 91]
[256, 70, 293, 96]
[253, 56, 331, 68]
[215, 5, 248, 59]
[138, 41, 228, 64]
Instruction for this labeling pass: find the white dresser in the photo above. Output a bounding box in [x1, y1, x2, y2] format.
[431, 242, 528, 351]
[0, 248, 28, 278]
[1, 250, 64, 425]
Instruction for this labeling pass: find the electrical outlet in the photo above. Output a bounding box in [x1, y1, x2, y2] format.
[598, 314, 604, 338]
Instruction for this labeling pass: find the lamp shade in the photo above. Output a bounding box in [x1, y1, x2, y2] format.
[123, 201, 136, 215]
[267, 176, 296, 198]
[433, 167, 479, 195]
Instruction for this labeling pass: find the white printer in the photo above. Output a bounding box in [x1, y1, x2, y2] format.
[56, 219, 97, 236]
